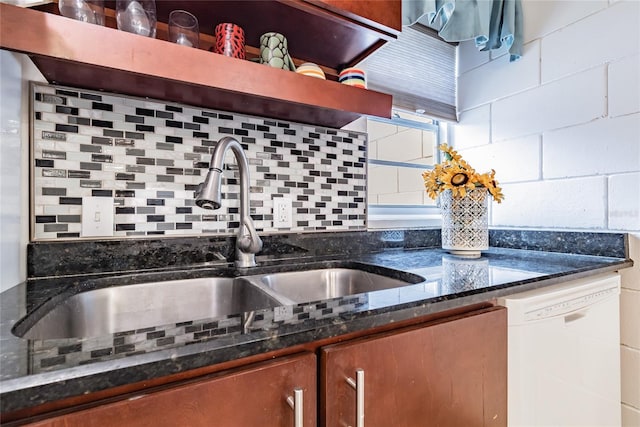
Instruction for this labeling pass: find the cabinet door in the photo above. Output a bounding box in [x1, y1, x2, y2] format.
[28, 352, 316, 427]
[321, 307, 507, 427]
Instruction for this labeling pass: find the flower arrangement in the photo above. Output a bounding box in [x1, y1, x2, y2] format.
[422, 144, 504, 203]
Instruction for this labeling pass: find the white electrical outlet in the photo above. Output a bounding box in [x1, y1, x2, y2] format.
[81, 196, 114, 237]
[273, 197, 293, 228]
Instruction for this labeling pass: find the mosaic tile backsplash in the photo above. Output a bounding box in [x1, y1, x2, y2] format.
[31, 83, 367, 240]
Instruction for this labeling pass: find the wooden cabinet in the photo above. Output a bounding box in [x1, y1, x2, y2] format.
[26, 353, 317, 427]
[17, 306, 506, 427]
[0, 1, 396, 128]
[320, 307, 507, 427]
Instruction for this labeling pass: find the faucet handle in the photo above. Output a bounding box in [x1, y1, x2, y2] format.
[235, 220, 262, 268]
[238, 234, 263, 253]
[237, 218, 263, 254]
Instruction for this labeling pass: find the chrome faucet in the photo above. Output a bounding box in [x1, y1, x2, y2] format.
[195, 136, 263, 268]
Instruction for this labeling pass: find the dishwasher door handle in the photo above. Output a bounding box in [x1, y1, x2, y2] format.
[564, 310, 588, 324]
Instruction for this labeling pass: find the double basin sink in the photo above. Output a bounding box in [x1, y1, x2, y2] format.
[14, 263, 425, 340]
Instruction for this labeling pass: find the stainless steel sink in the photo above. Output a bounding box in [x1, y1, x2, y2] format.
[14, 264, 425, 340]
[16, 277, 282, 340]
[247, 268, 425, 303]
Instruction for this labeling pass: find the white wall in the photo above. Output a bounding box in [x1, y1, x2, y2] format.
[0, 51, 45, 292]
[454, 0, 640, 423]
[0, 51, 23, 292]
[1, 51, 25, 292]
[367, 119, 437, 205]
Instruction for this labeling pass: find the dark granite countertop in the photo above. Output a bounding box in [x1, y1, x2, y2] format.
[0, 230, 633, 416]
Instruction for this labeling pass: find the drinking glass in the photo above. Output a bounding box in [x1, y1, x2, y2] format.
[58, 0, 105, 26]
[116, 0, 157, 38]
[168, 10, 199, 48]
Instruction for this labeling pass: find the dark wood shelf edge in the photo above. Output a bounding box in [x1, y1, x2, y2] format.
[302, 0, 402, 36]
[0, 3, 392, 128]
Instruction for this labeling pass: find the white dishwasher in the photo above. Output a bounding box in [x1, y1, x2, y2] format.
[497, 273, 621, 427]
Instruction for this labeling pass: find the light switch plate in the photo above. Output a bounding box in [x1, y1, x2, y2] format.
[273, 197, 293, 228]
[81, 196, 114, 237]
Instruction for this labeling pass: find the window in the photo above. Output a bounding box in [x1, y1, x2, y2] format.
[345, 109, 447, 229]
[352, 21, 457, 230]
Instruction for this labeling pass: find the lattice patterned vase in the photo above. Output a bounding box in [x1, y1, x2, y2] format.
[441, 255, 490, 293]
[440, 188, 489, 257]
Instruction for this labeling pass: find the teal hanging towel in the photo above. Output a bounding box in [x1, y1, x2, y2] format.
[403, 0, 524, 62]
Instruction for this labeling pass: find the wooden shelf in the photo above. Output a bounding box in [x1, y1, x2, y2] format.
[147, 0, 400, 70]
[0, 3, 393, 128]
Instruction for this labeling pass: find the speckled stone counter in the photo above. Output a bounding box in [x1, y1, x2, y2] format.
[0, 229, 633, 417]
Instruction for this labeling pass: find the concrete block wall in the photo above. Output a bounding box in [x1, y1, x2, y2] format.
[454, 0, 639, 423]
[620, 238, 640, 425]
[367, 119, 437, 205]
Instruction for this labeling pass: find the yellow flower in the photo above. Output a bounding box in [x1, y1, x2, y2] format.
[475, 171, 493, 188]
[489, 185, 504, 203]
[456, 158, 473, 171]
[451, 173, 468, 186]
[440, 166, 476, 198]
[422, 144, 504, 203]
[439, 143, 462, 163]
[422, 170, 440, 199]
[475, 169, 504, 203]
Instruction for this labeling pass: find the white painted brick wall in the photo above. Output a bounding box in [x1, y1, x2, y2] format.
[368, 166, 397, 199]
[458, 41, 540, 111]
[609, 54, 640, 117]
[541, 1, 640, 83]
[367, 120, 397, 143]
[457, 0, 640, 421]
[491, 66, 607, 141]
[398, 167, 425, 192]
[623, 403, 640, 427]
[460, 136, 541, 183]
[377, 191, 425, 205]
[620, 236, 640, 427]
[421, 129, 436, 158]
[491, 177, 607, 228]
[543, 114, 640, 178]
[369, 139, 378, 160]
[621, 288, 640, 349]
[376, 128, 423, 162]
[367, 117, 437, 205]
[610, 173, 640, 231]
[522, 0, 608, 43]
[621, 234, 640, 292]
[457, 39, 490, 76]
[621, 346, 640, 414]
[621, 234, 640, 422]
[451, 105, 491, 149]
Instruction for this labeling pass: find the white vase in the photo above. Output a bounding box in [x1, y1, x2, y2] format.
[440, 188, 488, 257]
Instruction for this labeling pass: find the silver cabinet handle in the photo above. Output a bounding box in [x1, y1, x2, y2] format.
[286, 387, 304, 427]
[346, 369, 365, 427]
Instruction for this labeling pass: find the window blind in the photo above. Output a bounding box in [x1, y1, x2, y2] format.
[357, 24, 458, 122]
